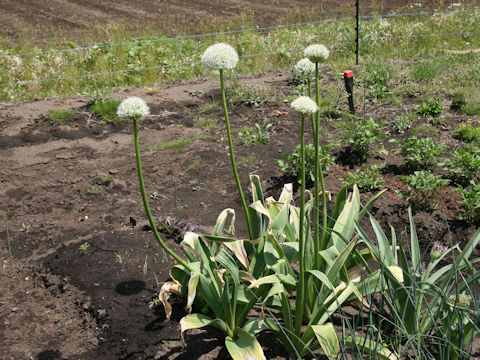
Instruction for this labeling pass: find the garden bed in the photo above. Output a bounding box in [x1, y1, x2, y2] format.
[0, 67, 479, 359]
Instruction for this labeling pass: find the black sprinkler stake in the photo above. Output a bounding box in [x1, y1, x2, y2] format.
[343, 70, 355, 114]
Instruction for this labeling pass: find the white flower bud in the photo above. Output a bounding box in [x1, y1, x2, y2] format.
[291, 96, 319, 116]
[294, 58, 315, 78]
[201, 43, 239, 70]
[117, 97, 150, 120]
[304, 44, 330, 63]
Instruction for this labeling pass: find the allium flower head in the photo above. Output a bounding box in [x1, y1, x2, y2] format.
[304, 44, 330, 63]
[117, 97, 150, 120]
[291, 96, 319, 116]
[201, 43, 239, 70]
[294, 58, 315, 78]
[430, 241, 448, 260]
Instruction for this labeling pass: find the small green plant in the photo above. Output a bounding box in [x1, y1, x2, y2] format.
[391, 134, 446, 170]
[238, 118, 273, 145]
[438, 147, 480, 186]
[279, 144, 335, 183]
[346, 117, 385, 162]
[358, 209, 480, 359]
[88, 186, 104, 195]
[149, 136, 193, 151]
[95, 173, 112, 185]
[363, 58, 395, 100]
[195, 117, 218, 133]
[20, 222, 30, 233]
[455, 179, 480, 224]
[197, 100, 219, 113]
[114, 252, 124, 264]
[417, 98, 442, 118]
[341, 164, 385, 192]
[392, 112, 415, 134]
[47, 109, 75, 124]
[79, 241, 90, 253]
[397, 170, 450, 209]
[90, 98, 122, 121]
[148, 297, 161, 309]
[227, 83, 267, 107]
[451, 90, 467, 112]
[452, 120, 480, 143]
[150, 192, 158, 200]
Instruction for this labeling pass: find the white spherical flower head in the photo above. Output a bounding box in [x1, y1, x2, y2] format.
[304, 44, 330, 63]
[291, 96, 319, 116]
[117, 97, 150, 120]
[201, 43, 239, 70]
[294, 58, 315, 77]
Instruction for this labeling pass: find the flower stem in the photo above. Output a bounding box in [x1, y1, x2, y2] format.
[133, 119, 191, 270]
[295, 115, 306, 338]
[220, 70, 254, 240]
[308, 78, 315, 137]
[314, 63, 328, 256]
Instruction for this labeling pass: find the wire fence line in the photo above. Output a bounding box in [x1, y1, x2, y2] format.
[1, 26, 478, 88]
[1, 7, 479, 59]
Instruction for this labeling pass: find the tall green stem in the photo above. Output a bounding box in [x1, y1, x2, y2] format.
[133, 119, 191, 270]
[314, 63, 328, 256]
[219, 70, 254, 240]
[294, 116, 306, 338]
[307, 78, 315, 138]
[313, 64, 320, 263]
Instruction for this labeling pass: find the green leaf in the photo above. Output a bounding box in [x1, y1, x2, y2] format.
[213, 208, 236, 236]
[311, 323, 339, 360]
[243, 319, 269, 336]
[247, 274, 296, 290]
[180, 313, 228, 341]
[331, 185, 360, 251]
[344, 336, 398, 360]
[186, 272, 200, 312]
[225, 328, 266, 360]
[408, 207, 421, 272]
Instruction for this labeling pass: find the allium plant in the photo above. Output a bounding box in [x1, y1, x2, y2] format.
[201, 43, 254, 240]
[118, 97, 191, 270]
[356, 208, 480, 358]
[303, 44, 330, 268]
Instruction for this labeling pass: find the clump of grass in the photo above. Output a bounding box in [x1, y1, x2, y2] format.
[90, 98, 121, 121]
[410, 57, 449, 81]
[198, 100, 219, 114]
[47, 109, 75, 124]
[149, 136, 193, 151]
[195, 117, 218, 132]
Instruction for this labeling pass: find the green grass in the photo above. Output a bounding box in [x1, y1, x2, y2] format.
[197, 100, 219, 114]
[149, 136, 193, 151]
[410, 57, 450, 81]
[195, 117, 218, 132]
[90, 99, 121, 121]
[47, 109, 76, 124]
[1, 5, 480, 102]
